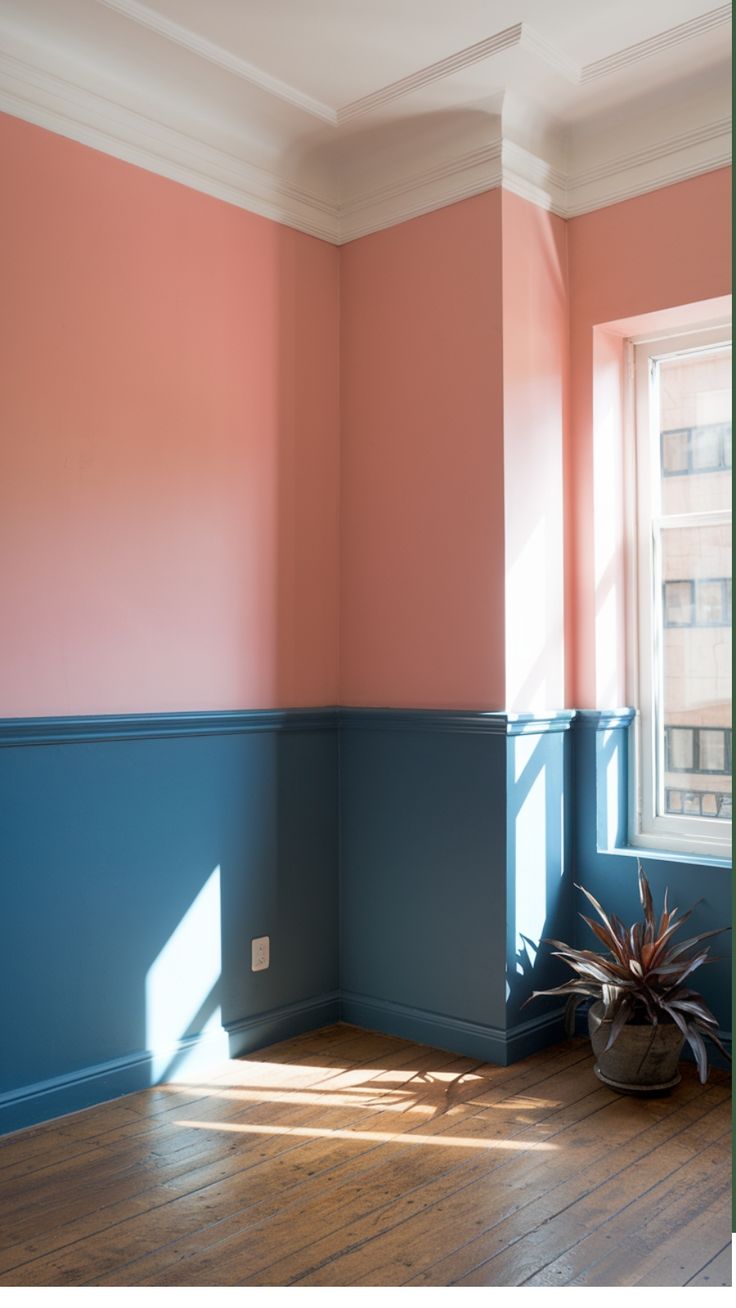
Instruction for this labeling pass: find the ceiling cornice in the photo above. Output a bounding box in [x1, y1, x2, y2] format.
[0, 6, 731, 244]
[94, 0, 731, 121]
[563, 116, 732, 217]
[337, 25, 526, 124]
[581, 4, 730, 83]
[339, 142, 505, 243]
[95, 0, 337, 123]
[0, 48, 340, 241]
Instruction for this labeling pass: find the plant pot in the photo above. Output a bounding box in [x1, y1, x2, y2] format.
[588, 1001, 685, 1094]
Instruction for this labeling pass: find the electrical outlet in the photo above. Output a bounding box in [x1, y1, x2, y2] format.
[251, 936, 270, 972]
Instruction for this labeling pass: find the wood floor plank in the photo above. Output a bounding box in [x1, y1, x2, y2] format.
[0, 1041, 465, 1268]
[494, 1112, 732, 1287]
[631, 1192, 733, 1286]
[289, 1074, 726, 1287]
[0, 1030, 729, 1289]
[76, 1050, 594, 1285]
[91, 1064, 620, 1285]
[405, 1075, 729, 1287]
[686, 1244, 732, 1287]
[0, 1034, 427, 1216]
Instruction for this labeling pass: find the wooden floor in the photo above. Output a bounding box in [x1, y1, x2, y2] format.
[0, 1025, 731, 1287]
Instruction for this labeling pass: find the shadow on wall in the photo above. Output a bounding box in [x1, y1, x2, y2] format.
[505, 727, 574, 1029]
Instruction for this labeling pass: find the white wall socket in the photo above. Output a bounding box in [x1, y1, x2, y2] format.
[251, 936, 270, 972]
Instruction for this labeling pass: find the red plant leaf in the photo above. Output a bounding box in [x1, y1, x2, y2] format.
[683, 1022, 708, 1083]
[574, 884, 627, 949]
[638, 864, 655, 936]
[660, 926, 731, 964]
[601, 995, 634, 1053]
[579, 914, 625, 960]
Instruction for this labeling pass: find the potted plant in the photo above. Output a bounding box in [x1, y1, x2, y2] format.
[528, 864, 730, 1093]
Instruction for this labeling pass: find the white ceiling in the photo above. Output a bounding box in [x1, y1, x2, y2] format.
[0, 0, 730, 240]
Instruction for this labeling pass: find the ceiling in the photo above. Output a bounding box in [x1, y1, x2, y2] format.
[0, 0, 730, 241]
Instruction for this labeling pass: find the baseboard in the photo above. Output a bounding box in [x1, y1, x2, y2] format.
[0, 991, 340, 1136]
[226, 992, 341, 1058]
[340, 992, 567, 1066]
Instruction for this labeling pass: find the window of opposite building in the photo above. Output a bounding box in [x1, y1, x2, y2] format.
[629, 322, 732, 859]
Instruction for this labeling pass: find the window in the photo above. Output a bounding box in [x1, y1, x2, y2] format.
[663, 578, 731, 627]
[629, 322, 732, 859]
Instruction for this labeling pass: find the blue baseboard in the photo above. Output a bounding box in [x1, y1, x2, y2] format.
[0, 992, 341, 1136]
[340, 992, 567, 1066]
[226, 992, 341, 1058]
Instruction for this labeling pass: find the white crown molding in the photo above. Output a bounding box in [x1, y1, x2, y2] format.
[337, 25, 526, 123]
[564, 117, 732, 216]
[91, 2, 731, 128]
[94, 0, 336, 123]
[0, 48, 340, 241]
[93, 8, 560, 129]
[581, 3, 730, 82]
[501, 141, 567, 216]
[0, 19, 730, 244]
[518, 27, 579, 83]
[338, 143, 503, 243]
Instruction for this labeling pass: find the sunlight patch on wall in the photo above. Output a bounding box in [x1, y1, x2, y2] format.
[513, 736, 547, 967]
[145, 865, 227, 1081]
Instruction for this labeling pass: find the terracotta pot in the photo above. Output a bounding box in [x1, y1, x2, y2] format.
[588, 1001, 685, 1093]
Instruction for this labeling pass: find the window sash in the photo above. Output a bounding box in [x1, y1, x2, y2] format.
[628, 326, 732, 860]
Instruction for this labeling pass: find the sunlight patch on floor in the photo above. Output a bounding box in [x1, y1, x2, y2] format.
[173, 1118, 558, 1151]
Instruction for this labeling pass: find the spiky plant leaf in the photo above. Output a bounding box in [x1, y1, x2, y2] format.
[601, 995, 634, 1053]
[527, 868, 730, 1083]
[638, 865, 655, 938]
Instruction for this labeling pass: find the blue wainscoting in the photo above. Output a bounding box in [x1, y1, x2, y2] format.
[339, 709, 576, 1064]
[572, 711, 732, 1061]
[0, 710, 340, 1133]
[1, 705, 730, 1135]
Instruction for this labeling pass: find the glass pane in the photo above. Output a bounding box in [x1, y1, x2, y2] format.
[691, 424, 725, 470]
[663, 580, 694, 626]
[699, 729, 726, 771]
[660, 520, 732, 819]
[696, 579, 726, 625]
[661, 429, 689, 474]
[659, 347, 731, 513]
[667, 727, 694, 770]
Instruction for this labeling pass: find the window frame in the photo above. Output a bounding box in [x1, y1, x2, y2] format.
[625, 320, 732, 861]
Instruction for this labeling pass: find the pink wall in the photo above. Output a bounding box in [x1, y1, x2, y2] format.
[0, 113, 340, 716]
[567, 168, 732, 708]
[1, 108, 730, 719]
[501, 192, 568, 713]
[339, 193, 506, 708]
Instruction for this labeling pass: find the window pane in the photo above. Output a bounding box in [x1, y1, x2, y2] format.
[663, 580, 694, 626]
[696, 579, 727, 625]
[659, 349, 731, 514]
[667, 727, 694, 769]
[661, 429, 689, 474]
[699, 730, 726, 772]
[690, 424, 724, 470]
[660, 520, 732, 819]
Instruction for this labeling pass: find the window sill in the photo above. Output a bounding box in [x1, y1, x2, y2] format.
[603, 843, 732, 870]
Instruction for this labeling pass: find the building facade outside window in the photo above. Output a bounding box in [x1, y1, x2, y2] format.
[630, 323, 732, 859]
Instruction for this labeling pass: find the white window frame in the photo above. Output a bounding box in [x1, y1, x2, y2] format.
[625, 320, 732, 861]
